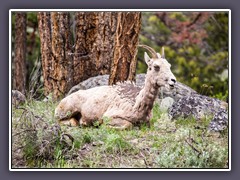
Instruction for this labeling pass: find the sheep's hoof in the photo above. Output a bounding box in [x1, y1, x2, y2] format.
[108, 119, 133, 130]
[58, 117, 80, 127]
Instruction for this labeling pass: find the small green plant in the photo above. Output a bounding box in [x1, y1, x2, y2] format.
[213, 90, 228, 101]
[104, 134, 133, 154]
[12, 101, 228, 168]
[82, 133, 93, 144]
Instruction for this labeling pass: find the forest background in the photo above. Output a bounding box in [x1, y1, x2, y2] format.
[11, 11, 229, 100]
[11, 11, 229, 168]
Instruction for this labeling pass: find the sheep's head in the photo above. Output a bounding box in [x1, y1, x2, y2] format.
[54, 94, 80, 121]
[139, 45, 176, 89]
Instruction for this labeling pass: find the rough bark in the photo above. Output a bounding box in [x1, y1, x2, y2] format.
[38, 12, 53, 96]
[73, 12, 117, 85]
[38, 12, 73, 99]
[51, 12, 73, 99]
[13, 12, 27, 94]
[92, 12, 118, 78]
[109, 12, 141, 85]
[73, 12, 98, 84]
[38, 12, 141, 98]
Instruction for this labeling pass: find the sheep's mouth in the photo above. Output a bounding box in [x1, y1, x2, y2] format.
[164, 83, 175, 90]
[72, 112, 81, 122]
[57, 112, 81, 127]
[169, 84, 175, 89]
[58, 112, 81, 122]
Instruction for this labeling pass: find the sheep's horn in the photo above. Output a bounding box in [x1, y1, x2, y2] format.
[138, 44, 158, 59]
[161, 46, 165, 59]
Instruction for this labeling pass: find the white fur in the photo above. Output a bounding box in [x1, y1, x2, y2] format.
[55, 46, 176, 127]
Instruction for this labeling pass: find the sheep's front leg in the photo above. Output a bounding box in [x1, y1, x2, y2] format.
[107, 118, 133, 130]
[58, 118, 79, 127]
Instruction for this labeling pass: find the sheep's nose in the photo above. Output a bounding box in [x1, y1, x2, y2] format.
[171, 79, 176, 83]
[55, 111, 64, 119]
[55, 112, 61, 119]
[169, 79, 176, 88]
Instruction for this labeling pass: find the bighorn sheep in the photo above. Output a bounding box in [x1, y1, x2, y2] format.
[67, 73, 197, 101]
[55, 45, 176, 129]
[66, 73, 228, 132]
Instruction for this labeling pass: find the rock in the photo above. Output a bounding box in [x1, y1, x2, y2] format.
[166, 81, 197, 101]
[169, 94, 227, 120]
[168, 94, 228, 132]
[67, 74, 196, 102]
[158, 97, 175, 112]
[67, 75, 109, 96]
[136, 74, 197, 101]
[67, 74, 228, 132]
[43, 93, 53, 102]
[208, 109, 228, 132]
[12, 90, 26, 107]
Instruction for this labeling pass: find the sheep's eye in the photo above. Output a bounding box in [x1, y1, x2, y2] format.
[154, 65, 160, 71]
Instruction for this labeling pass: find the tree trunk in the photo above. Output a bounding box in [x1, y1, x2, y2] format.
[13, 12, 27, 94]
[73, 12, 98, 84]
[73, 12, 117, 85]
[38, 12, 53, 96]
[38, 12, 141, 98]
[38, 12, 73, 99]
[109, 12, 141, 85]
[92, 12, 118, 78]
[51, 12, 74, 99]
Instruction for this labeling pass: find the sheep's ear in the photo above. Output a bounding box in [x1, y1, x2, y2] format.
[144, 52, 151, 65]
[156, 53, 161, 59]
[161, 47, 165, 59]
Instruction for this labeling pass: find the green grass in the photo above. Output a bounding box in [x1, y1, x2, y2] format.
[11, 100, 229, 169]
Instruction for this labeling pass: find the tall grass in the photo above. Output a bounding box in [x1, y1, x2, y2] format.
[11, 100, 228, 169]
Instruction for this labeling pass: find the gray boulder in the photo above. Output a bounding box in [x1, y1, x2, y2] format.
[67, 74, 228, 132]
[168, 94, 228, 131]
[12, 90, 26, 107]
[67, 74, 196, 102]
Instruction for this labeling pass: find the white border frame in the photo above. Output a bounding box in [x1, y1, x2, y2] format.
[9, 9, 231, 171]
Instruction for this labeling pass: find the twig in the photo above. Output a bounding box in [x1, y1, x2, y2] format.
[13, 129, 36, 137]
[139, 151, 149, 168]
[185, 139, 201, 157]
